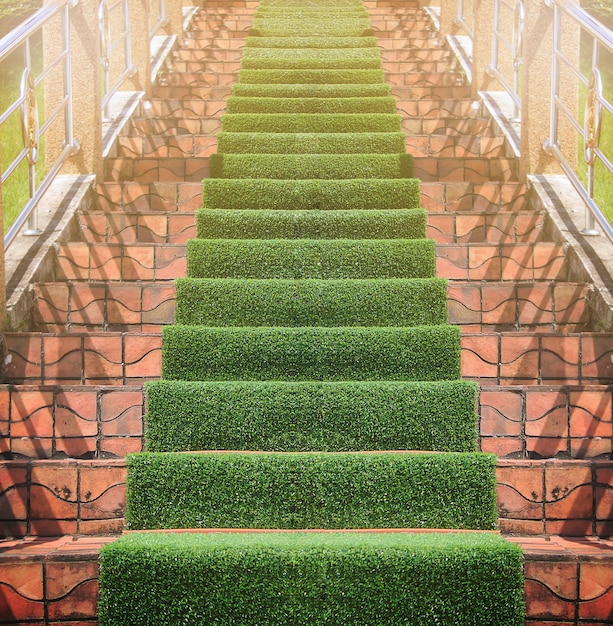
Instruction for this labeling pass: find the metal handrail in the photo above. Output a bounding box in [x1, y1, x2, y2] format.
[149, 0, 169, 40]
[544, 0, 613, 241]
[486, 0, 524, 121]
[453, 0, 474, 40]
[99, 0, 137, 121]
[0, 0, 80, 250]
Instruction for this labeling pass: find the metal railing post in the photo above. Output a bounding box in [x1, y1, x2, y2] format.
[44, 0, 103, 177]
[519, 0, 574, 179]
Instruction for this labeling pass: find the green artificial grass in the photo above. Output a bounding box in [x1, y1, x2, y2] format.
[249, 27, 374, 37]
[145, 379, 478, 453]
[225, 96, 396, 114]
[244, 36, 379, 48]
[209, 153, 413, 179]
[174, 278, 448, 327]
[186, 238, 435, 279]
[161, 325, 461, 382]
[239, 69, 384, 84]
[231, 83, 391, 97]
[216, 132, 406, 154]
[221, 112, 401, 133]
[254, 6, 368, 13]
[250, 17, 370, 28]
[126, 451, 497, 530]
[241, 57, 381, 70]
[195, 209, 426, 239]
[99, 532, 524, 626]
[202, 179, 421, 210]
[242, 47, 380, 59]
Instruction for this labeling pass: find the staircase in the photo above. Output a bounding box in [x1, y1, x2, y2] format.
[1, 0, 612, 623]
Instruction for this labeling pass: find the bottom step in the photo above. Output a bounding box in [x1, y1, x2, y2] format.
[99, 531, 523, 625]
[2, 534, 612, 625]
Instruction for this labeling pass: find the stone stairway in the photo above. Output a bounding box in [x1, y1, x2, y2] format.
[1, 0, 613, 623]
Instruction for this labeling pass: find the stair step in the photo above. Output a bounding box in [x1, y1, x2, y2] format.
[2, 457, 611, 537]
[151, 84, 233, 100]
[380, 48, 450, 62]
[94, 181, 202, 213]
[428, 210, 545, 243]
[385, 70, 465, 86]
[188, 28, 251, 39]
[2, 383, 610, 461]
[403, 116, 493, 137]
[190, 19, 253, 30]
[77, 208, 544, 245]
[157, 70, 242, 87]
[5, 332, 162, 385]
[56, 243, 186, 281]
[462, 332, 613, 385]
[0, 384, 144, 459]
[420, 181, 529, 213]
[105, 155, 210, 182]
[172, 60, 243, 74]
[396, 98, 486, 117]
[408, 134, 511, 158]
[438, 242, 566, 281]
[138, 98, 228, 118]
[480, 384, 613, 459]
[32, 281, 176, 332]
[390, 84, 472, 99]
[0, 534, 611, 624]
[79, 212, 196, 243]
[376, 29, 437, 39]
[448, 281, 592, 332]
[112, 134, 218, 159]
[129, 116, 221, 137]
[415, 156, 519, 182]
[180, 37, 247, 51]
[31, 278, 591, 333]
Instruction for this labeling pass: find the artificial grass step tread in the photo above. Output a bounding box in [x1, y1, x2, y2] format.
[99, 532, 524, 626]
[251, 17, 370, 26]
[222, 113, 401, 133]
[216, 132, 406, 154]
[202, 179, 421, 210]
[254, 8, 369, 14]
[186, 238, 435, 279]
[174, 277, 448, 327]
[225, 96, 397, 114]
[239, 69, 384, 84]
[126, 451, 497, 530]
[242, 48, 380, 59]
[196, 209, 426, 239]
[249, 28, 375, 37]
[161, 325, 461, 382]
[231, 83, 391, 97]
[209, 153, 413, 180]
[241, 58, 382, 70]
[144, 379, 478, 453]
[244, 36, 380, 48]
